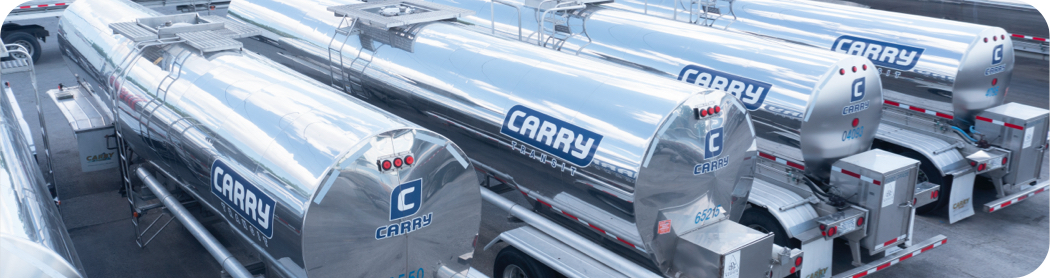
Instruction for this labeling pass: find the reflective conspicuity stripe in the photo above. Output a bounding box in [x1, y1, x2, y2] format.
[975, 116, 1025, 131]
[520, 191, 648, 253]
[884, 100, 954, 120]
[873, 235, 907, 250]
[831, 166, 882, 185]
[758, 151, 805, 170]
[17, 3, 66, 8]
[1012, 34, 1048, 42]
[851, 238, 947, 278]
[988, 185, 1048, 212]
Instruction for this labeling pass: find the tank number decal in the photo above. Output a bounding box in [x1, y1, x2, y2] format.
[986, 86, 999, 97]
[842, 126, 865, 141]
[212, 160, 276, 239]
[677, 64, 772, 111]
[694, 205, 724, 225]
[377, 179, 433, 240]
[501, 105, 603, 167]
[832, 35, 925, 71]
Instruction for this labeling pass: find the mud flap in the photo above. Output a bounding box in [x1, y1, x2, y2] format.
[798, 235, 833, 278]
[948, 172, 976, 224]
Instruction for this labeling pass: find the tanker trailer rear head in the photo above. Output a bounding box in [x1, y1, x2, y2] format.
[57, 0, 482, 276]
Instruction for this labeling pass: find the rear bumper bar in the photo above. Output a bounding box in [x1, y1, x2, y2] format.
[984, 179, 1049, 212]
[832, 235, 948, 278]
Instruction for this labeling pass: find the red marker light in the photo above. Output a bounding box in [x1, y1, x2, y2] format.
[932, 190, 939, 199]
[714, 106, 721, 113]
[970, 161, 977, 167]
[1002, 157, 1008, 165]
[840, 68, 846, 75]
[852, 66, 857, 72]
[993, 36, 998, 41]
[1002, 35, 1006, 40]
[405, 155, 414, 165]
[863, 64, 868, 71]
[852, 118, 859, 127]
[393, 157, 403, 168]
[978, 163, 987, 171]
[707, 107, 714, 115]
[857, 217, 864, 226]
[827, 226, 837, 237]
[795, 256, 803, 266]
[984, 38, 989, 43]
[992, 78, 998, 86]
[700, 108, 708, 117]
[382, 160, 392, 170]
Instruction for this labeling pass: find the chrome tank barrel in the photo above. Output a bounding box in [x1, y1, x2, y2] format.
[57, 0, 481, 276]
[430, 0, 882, 179]
[228, 0, 758, 275]
[1, 79, 85, 277]
[608, 0, 1013, 126]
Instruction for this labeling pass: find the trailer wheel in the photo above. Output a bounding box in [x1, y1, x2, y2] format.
[902, 151, 951, 215]
[740, 208, 795, 248]
[2, 32, 42, 62]
[494, 247, 556, 278]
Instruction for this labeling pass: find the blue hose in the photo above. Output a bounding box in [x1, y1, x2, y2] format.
[970, 125, 982, 135]
[953, 126, 978, 142]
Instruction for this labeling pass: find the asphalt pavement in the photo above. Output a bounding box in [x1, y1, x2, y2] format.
[2, 10, 1048, 278]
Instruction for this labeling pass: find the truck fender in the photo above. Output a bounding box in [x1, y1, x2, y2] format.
[748, 179, 820, 239]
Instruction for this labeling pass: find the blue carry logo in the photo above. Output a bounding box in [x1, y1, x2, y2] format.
[390, 179, 422, 221]
[212, 160, 275, 238]
[851, 77, 866, 103]
[992, 44, 1004, 65]
[705, 127, 724, 159]
[833, 36, 925, 71]
[500, 105, 603, 167]
[678, 65, 772, 111]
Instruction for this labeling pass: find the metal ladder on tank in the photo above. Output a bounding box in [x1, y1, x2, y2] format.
[2, 42, 57, 203]
[327, 16, 359, 94]
[110, 38, 186, 248]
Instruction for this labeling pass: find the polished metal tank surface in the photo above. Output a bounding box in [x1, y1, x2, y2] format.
[227, 0, 759, 275]
[607, 0, 1012, 127]
[57, 0, 481, 276]
[1, 80, 85, 278]
[426, 0, 883, 180]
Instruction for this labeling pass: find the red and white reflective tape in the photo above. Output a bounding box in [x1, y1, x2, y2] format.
[1011, 34, 1048, 42]
[884, 100, 954, 120]
[988, 185, 1048, 212]
[873, 234, 907, 250]
[522, 191, 648, 253]
[17, 3, 65, 9]
[832, 166, 883, 185]
[975, 115, 1025, 131]
[758, 151, 805, 171]
[851, 238, 947, 278]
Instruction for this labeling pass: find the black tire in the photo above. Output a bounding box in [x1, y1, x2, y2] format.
[901, 151, 952, 215]
[2, 31, 42, 62]
[493, 247, 557, 278]
[739, 208, 795, 248]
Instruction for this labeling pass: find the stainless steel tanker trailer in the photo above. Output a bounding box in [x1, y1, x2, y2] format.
[607, 0, 1050, 223]
[224, 0, 803, 277]
[55, 0, 483, 277]
[417, 0, 948, 277]
[1, 41, 86, 278]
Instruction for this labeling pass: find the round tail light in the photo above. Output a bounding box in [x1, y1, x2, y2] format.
[382, 160, 392, 170]
[714, 106, 721, 113]
[978, 163, 987, 171]
[932, 190, 939, 199]
[405, 155, 414, 165]
[707, 107, 714, 115]
[970, 161, 977, 167]
[393, 158, 403, 168]
[795, 256, 803, 266]
[700, 109, 708, 117]
[828, 226, 837, 237]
